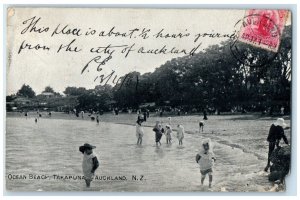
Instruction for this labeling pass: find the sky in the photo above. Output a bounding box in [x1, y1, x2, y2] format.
[6, 8, 291, 95]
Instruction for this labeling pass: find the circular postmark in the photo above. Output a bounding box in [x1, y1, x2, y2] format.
[230, 12, 282, 67]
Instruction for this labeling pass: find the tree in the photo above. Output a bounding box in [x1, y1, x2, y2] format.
[63, 87, 87, 96]
[73, 85, 114, 112]
[113, 72, 141, 108]
[42, 86, 61, 96]
[17, 84, 35, 98]
[43, 86, 55, 93]
[6, 95, 16, 102]
[230, 25, 291, 113]
[61, 25, 292, 114]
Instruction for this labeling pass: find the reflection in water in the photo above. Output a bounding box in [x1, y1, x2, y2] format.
[154, 146, 165, 158]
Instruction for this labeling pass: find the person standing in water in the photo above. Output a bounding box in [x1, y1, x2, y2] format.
[153, 121, 163, 146]
[176, 125, 185, 146]
[165, 125, 172, 144]
[79, 143, 99, 188]
[167, 117, 171, 125]
[196, 138, 216, 188]
[199, 121, 205, 132]
[136, 119, 144, 145]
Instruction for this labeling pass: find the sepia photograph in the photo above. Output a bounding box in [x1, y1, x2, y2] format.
[5, 7, 292, 192]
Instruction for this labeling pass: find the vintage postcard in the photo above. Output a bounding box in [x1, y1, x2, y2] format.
[5, 8, 292, 192]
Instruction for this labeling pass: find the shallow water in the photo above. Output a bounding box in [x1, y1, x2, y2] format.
[5, 116, 289, 192]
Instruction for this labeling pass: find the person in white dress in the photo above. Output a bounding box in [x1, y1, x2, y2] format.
[176, 125, 185, 146]
[79, 143, 99, 187]
[195, 138, 216, 188]
[165, 125, 172, 144]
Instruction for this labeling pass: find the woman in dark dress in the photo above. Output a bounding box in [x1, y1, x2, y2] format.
[153, 121, 163, 146]
[264, 118, 289, 172]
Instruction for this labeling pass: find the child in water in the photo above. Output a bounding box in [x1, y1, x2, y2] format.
[136, 119, 144, 145]
[165, 125, 172, 144]
[79, 143, 99, 187]
[199, 121, 204, 132]
[195, 138, 216, 188]
[176, 125, 184, 145]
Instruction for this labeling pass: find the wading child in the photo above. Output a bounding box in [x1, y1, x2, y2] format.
[176, 125, 185, 146]
[79, 143, 99, 187]
[167, 117, 171, 125]
[195, 138, 216, 188]
[136, 119, 144, 145]
[199, 121, 204, 132]
[165, 125, 172, 144]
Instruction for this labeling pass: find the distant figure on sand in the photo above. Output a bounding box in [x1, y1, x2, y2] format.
[115, 108, 119, 115]
[48, 111, 52, 117]
[280, 106, 285, 115]
[159, 109, 163, 117]
[264, 118, 289, 172]
[143, 112, 147, 122]
[35, 118, 38, 123]
[153, 121, 163, 146]
[203, 109, 208, 120]
[199, 121, 204, 132]
[79, 143, 99, 188]
[195, 138, 216, 188]
[167, 117, 171, 125]
[176, 125, 185, 146]
[81, 111, 84, 119]
[96, 116, 99, 125]
[25, 112, 28, 119]
[136, 119, 144, 145]
[165, 125, 172, 144]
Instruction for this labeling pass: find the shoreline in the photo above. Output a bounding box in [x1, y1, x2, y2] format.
[6, 111, 291, 161]
[6, 111, 291, 135]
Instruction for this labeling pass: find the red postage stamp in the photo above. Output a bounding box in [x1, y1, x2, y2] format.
[238, 9, 289, 52]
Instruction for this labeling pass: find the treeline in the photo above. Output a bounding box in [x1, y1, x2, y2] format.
[112, 25, 291, 114]
[8, 26, 291, 115]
